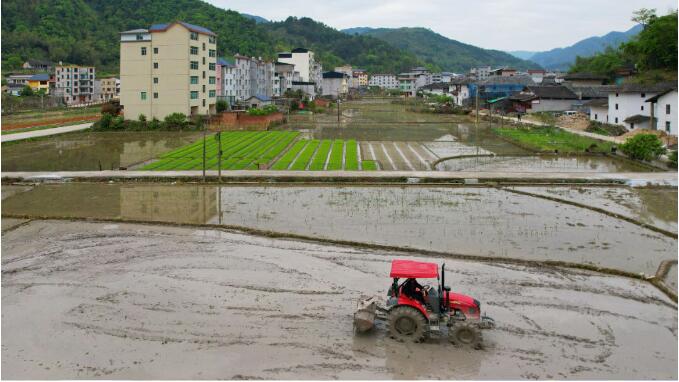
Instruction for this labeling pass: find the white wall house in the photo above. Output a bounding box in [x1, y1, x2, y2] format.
[587, 98, 609, 124]
[450, 80, 470, 106]
[646, 88, 678, 136]
[607, 84, 674, 131]
[321, 71, 348, 98]
[368, 74, 398, 89]
[277, 48, 322, 96]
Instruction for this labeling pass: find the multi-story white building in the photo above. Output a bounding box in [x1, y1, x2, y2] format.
[216, 57, 236, 104]
[278, 48, 322, 95]
[274, 62, 296, 97]
[368, 74, 398, 89]
[55, 65, 96, 105]
[431, 72, 454, 83]
[469, 66, 491, 80]
[606, 83, 675, 131]
[398, 67, 431, 96]
[321, 71, 349, 98]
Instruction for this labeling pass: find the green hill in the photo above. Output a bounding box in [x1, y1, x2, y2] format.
[1, 0, 424, 74]
[344, 27, 539, 72]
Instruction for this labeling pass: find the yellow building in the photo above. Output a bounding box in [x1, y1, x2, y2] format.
[120, 21, 217, 120]
[26, 74, 51, 94]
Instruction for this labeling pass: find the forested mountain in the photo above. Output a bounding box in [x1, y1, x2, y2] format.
[527, 25, 643, 70]
[569, 12, 677, 81]
[1, 0, 423, 73]
[342, 27, 539, 72]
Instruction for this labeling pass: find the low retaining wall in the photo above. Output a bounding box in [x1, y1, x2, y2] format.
[209, 111, 285, 131]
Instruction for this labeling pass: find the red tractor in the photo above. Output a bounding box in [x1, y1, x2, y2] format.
[354, 259, 494, 348]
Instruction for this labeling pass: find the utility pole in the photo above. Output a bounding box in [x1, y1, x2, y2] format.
[216, 132, 222, 182]
[475, 86, 481, 156]
[202, 128, 206, 182]
[337, 99, 341, 123]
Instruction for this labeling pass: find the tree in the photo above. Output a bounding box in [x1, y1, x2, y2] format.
[164, 112, 187, 130]
[619, 134, 666, 161]
[5, 54, 23, 70]
[19, 85, 34, 97]
[216, 99, 228, 112]
[632, 8, 657, 28]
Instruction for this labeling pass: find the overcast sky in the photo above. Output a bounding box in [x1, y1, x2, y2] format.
[206, 0, 676, 51]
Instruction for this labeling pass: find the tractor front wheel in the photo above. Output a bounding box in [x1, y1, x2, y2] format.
[449, 322, 483, 349]
[388, 306, 427, 342]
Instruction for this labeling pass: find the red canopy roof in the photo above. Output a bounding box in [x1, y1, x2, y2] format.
[390, 260, 439, 279]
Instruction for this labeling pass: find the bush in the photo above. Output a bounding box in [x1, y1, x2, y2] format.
[586, 121, 627, 136]
[668, 151, 677, 168]
[111, 116, 125, 130]
[619, 133, 666, 161]
[138, 114, 147, 122]
[164, 112, 187, 129]
[20, 85, 34, 97]
[246, 104, 278, 116]
[216, 100, 228, 112]
[97, 113, 113, 130]
[148, 118, 161, 130]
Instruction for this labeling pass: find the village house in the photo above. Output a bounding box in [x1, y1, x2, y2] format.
[321, 71, 349, 99]
[420, 82, 450, 96]
[55, 65, 96, 105]
[277, 48, 322, 96]
[645, 87, 678, 136]
[449, 77, 471, 106]
[563, 72, 607, 86]
[368, 73, 398, 89]
[94, 77, 119, 101]
[586, 98, 609, 123]
[243, 94, 273, 109]
[22, 59, 53, 71]
[606, 83, 675, 131]
[469, 66, 492, 80]
[273, 62, 296, 97]
[119, 21, 217, 119]
[468, 74, 535, 101]
[509, 85, 579, 113]
[353, 69, 368, 88]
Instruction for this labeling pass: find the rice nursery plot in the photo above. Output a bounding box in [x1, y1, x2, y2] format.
[142, 131, 299, 170]
[144, 131, 377, 171]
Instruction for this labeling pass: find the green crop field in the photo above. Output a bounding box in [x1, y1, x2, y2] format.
[143, 132, 375, 171]
[142, 131, 298, 170]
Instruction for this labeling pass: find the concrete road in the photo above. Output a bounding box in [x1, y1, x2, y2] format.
[1, 220, 676, 379]
[1, 122, 93, 143]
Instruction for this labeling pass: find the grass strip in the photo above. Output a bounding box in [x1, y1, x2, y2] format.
[493, 126, 615, 153]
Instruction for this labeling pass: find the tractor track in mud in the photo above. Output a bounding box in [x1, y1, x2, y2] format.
[2, 219, 676, 379]
[3, 214, 676, 302]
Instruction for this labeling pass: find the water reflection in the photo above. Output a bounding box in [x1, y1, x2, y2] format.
[2, 183, 675, 275]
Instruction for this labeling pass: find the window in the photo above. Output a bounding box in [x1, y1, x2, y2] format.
[209, 36, 215, 44]
[190, 32, 198, 40]
[203, 71, 206, 79]
[209, 76, 215, 84]
[615, 92, 619, 97]
[153, 77, 158, 84]
[141, 91, 147, 100]
[153, 92, 158, 99]
[141, 47, 147, 56]
[667, 104, 671, 114]
[641, 93, 645, 98]
[202, 43, 206, 51]
[202, 57, 206, 65]
[615, 117, 618, 123]
[666, 121, 671, 132]
[190, 76, 198, 84]
[209, 90, 216, 97]
[190, 46, 198, 55]
[153, 47, 158, 54]
[153, 62, 158, 69]
[630, 123, 635, 129]
[136, 34, 144, 41]
[615, 103, 618, 110]
[209, 49, 216, 57]
[190, 91, 198, 99]
[594, 114, 598, 120]
[190, 61, 199, 70]
[202, 99, 205, 107]
[202, 85, 206, 93]
[641, 105, 644, 111]
[209, 63, 215, 71]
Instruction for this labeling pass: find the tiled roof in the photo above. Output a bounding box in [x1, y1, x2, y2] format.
[248, 94, 272, 102]
[120, 28, 149, 34]
[563, 72, 607, 81]
[480, 75, 535, 86]
[645, 87, 678, 103]
[584, 98, 608, 107]
[609, 82, 676, 94]
[29, 73, 50, 81]
[149, 21, 216, 36]
[421, 82, 450, 90]
[322, 71, 348, 79]
[624, 114, 654, 124]
[291, 47, 309, 53]
[527, 85, 578, 99]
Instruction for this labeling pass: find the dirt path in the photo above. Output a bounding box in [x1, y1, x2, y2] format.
[2, 220, 676, 379]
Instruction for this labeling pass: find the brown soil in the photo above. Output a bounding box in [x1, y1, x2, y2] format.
[2, 220, 676, 379]
[2, 114, 100, 131]
[557, 113, 590, 131]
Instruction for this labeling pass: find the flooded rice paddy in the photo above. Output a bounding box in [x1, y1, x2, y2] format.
[1, 100, 661, 173]
[3, 183, 676, 277]
[1, 131, 201, 172]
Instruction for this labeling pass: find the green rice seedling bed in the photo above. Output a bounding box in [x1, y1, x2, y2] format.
[344, 140, 359, 170]
[361, 160, 378, 171]
[326, 140, 345, 170]
[308, 140, 332, 171]
[271, 140, 308, 170]
[289, 140, 320, 170]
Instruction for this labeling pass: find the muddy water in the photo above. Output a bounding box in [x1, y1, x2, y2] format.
[437, 155, 652, 172]
[2, 220, 676, 379]
[3, 183, 676, 276]
[1, 131, 201, 171]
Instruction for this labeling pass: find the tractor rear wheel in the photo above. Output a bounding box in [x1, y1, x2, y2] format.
[388, 306, 427, 342]
[449, 322, 483, 349]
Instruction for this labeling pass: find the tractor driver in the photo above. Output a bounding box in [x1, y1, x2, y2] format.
[401, 278, 427, 305]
